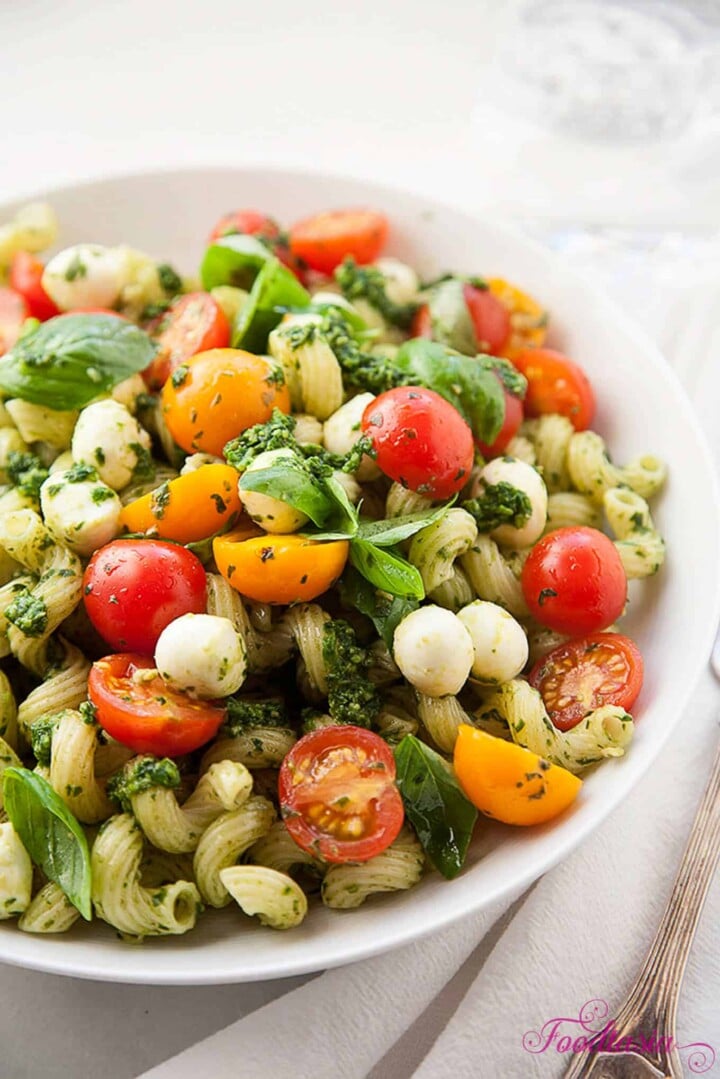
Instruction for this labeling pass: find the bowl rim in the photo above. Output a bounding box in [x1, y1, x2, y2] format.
[1, 163, 719, 984]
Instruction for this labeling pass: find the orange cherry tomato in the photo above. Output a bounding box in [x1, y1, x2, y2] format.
[119, 463, 242, 543]
[289, 209, 389, 274]
[161, 348, 290, 456]
[0, 287, 29, 355]
[511, 347, 596, 431]
[143, 292, 230, 390]
[9, 252, 59, 321]
[453, 725, 582, 826]
[213, 526, 349, 604]
[487, 278, 548, 359]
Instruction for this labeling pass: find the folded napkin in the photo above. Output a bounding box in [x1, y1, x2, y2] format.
[139, 236, 720, 1079]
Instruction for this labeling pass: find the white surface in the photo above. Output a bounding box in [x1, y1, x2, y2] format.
[1, 167, 717, 987]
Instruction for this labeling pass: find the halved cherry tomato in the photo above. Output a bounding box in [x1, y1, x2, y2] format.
[487, 278, 548, 359]
[411, 303, 432, 338]
[453, 725, 582, 826]
[522, 526, 627, 636]
[289, 209, 388, 275]
[161, 347, 290, 456]
[143, 292, 230, 390]
[213, 526, 349, 605]
[511, 347, 596, 431]
[9, 252, 59, 321]
[119, 463, 242, 543]
[463, 284, 511, 356]
[361, 386, 474, 499]
[89, 653, 225, 756]
[279, 726, 404, 863]
[0, 287, 29, 355]
[476, 380, 523, 457]
[208, 209, 282, 246]
[83, 539, 207, 654]
[529, 633, 644, 732]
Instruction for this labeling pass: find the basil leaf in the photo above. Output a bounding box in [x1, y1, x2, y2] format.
[349, 538, 425, 599]
[233, 257, 310, 353]
[321, 472, 360, 537]
[200, 233, 272, 291]
[0, 314, 156, 410]
[394, 735, 478, 879]
[356, 500, 453, 547]
[239, 461, 333, 527]
[394, 338, 505, 446]
[3, 766, 92, 918]
[339, 566, 419, 650]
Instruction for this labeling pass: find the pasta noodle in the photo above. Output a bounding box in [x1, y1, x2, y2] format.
[219, 865, 308, 929]
[321, 828, 425, 909]
[18, 881, 81, 935]
[47, 709, 114, 824]
[193, 796, 276, 908]
[461, 536, 530, 618]
[249, 821, 322, 877]
[408, 509, 478, 593]
[567, 431, 666, 504]
[604, 486, 665, 579]
[417, 692, 470, 753]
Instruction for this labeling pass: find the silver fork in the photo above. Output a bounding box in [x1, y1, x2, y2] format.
[563, 643, 720, 1079]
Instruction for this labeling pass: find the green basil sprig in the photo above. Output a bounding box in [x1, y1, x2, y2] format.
[394, 735, 478, 879]
[339, 567, 419, 651]
[0, 313, 156, 410]
[355, 501, 453, 547]
[200, 233, 272, 291]
[233, 258, 310, 353]
[349, 537, 424, 599]
[3, 767, 92, 918]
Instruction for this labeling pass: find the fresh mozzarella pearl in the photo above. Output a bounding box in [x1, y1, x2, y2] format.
[476, 457, 548, 549]
[40, 469, 122, 556]
[457, 600, 529, 684]
[393, 605, 474, 697]
[0, 822, 32, 919]
[155, 614, 247, 699]
[323, 393, 379, 481]
[41, 243, 130, 311]
[71, 399, 152, 491]
[180, 452, 224, 475]
[241, 449, 309, 534]
[373, 257, 420, 305]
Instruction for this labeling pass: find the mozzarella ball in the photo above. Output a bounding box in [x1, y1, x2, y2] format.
[42, 243, 130, 311]
[155, 614, 247, 699]
[323, 393, 379, 481]
[72, 399, 152, 490]
[48, 450, 75, 474]
[293, 413, 324, 447]
[374, 257, 420, 305]
[393, 605, 474, 697]
[40, 468, 122, 556]
[331, 469, 362, 504]
[475, 457, 548, 549]
[0, 822, 32, 919]
[241, 449, 309, 534]
[457, 600, 529, 684]
[180, 452, 224, 475]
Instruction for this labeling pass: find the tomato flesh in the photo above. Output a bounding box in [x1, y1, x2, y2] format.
[361, 386, 474, 499]
[0, 287, 29, 354]
[89, 653, 225, 756]
[279, 726, 404, 863]
[522, 526, 627, 636]
[9, 252, 59, 321]
[289, 209, 388, 275]
[463, 284, 511, 356]
[476, 381, 523, 457]
[511, 347, 595, 431]
[143, 292, 230, 390]
[83, 539, 207, 655]
[529, 633, 644, 731]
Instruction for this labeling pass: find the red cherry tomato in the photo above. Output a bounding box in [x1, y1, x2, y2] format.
[88, 653, 225, 756]
[463, 284, 511, 356]
[522, 526, 627, 636]
[207, 209, 282, 246]
[289, 209, 388, 275]
[83, 540, 207, 655]
[476, 382, 523, 457]
[9, 252, 59, 321]
[511, 347, 596, 431]
[411, 303, 432, 338]
[529, 633, 644, 731]
[361, 386, 474, 499]
[278, 726, 404, 863]
[0, 287, 29, 355]
[143, 292, 230, 390]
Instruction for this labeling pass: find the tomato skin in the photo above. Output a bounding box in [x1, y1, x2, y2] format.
[278, 726, 404, 863]
[476, 383, 523, 457]
[0, 287, 29, 355]
[529, 633, 643, 732]
[522, 526, 627, 636]
[83, 540, 207, 655]
[289, 209, 388, 274]
[89, 653, 225, 756]
[463, 284, 511, 356]
[161, 347, 291, 457]
[411, 303, 433, 338]
[143, 292, 230, 390]
[213, 526, 349, 605]
[208, 209, 281, 246]
[119, 464, 242, 543]
[9, 252, 59, 321]
[361, 386, 474, 499]
[511, 347, 596, 431]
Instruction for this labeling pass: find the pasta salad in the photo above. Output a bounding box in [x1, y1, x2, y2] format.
[0, 203, 666, 938]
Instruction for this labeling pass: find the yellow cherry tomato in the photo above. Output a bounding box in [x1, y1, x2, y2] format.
[453, 725, 582, 826]
[119, 463, 242, 543]
[487, 278, 548, 359]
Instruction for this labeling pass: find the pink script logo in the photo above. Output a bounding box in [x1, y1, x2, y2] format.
[522, 998, 716, 1073]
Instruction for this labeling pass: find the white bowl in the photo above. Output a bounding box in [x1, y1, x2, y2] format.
[1, 167, 718, 984]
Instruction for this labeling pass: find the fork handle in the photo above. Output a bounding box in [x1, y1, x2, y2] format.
[617, 738, 720, 1033]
